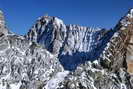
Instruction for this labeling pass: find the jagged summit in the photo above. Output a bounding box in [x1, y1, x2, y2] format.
[37, 16, 64, 27]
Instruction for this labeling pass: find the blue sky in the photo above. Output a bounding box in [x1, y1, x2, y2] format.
[0, 0, 132, 35]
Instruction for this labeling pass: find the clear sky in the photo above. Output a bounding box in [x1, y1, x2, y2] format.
[0, 0, 132, 35]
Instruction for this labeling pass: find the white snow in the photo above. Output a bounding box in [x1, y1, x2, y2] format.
[113, 32, 119, 37]
[93, 60, 99, 65]
[54, 17, 64, 28]
[127, 9, 133, 18]
[80, 72, 87, 87]
[120, 84, 127, 89]
[0, 81, 6, 89]
[120, 19, 131, 27]
[10, 82, 22, 89]
[121, 27, 126, 30]
[45, 71, 69, 89]
[0, 73, 10, 80]
[87, 76, 97, 89]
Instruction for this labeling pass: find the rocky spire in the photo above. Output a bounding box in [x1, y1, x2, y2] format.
[0, 10, 8, 35]
[0, 10, 5, 28]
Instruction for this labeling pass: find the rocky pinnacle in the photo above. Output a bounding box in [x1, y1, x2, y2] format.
[0, 10, 8, 35]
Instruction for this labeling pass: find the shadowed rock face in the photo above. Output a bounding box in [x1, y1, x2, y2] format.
[0, 9, 133, 89]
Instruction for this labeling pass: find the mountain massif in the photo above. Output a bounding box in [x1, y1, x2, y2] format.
[0, 9, 133, 89]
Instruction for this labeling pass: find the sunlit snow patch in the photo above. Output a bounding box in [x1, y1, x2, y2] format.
[45, 71, 69, 89]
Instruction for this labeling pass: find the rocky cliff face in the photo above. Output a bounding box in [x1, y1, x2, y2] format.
[0, 9, 133, 89]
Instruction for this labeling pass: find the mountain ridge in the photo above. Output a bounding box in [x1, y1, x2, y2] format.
[0, 9, 133, 89]
[25, 13, 124, 70]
